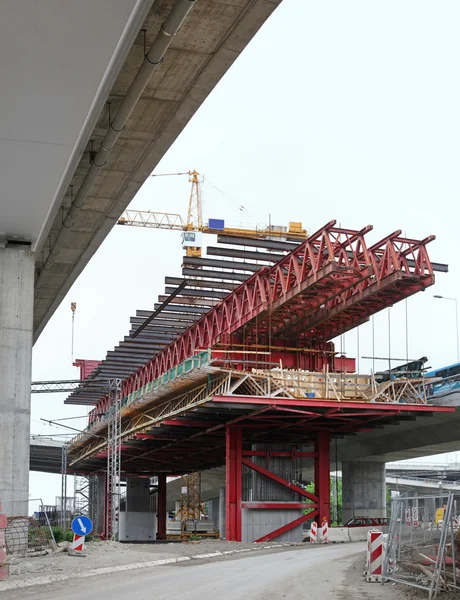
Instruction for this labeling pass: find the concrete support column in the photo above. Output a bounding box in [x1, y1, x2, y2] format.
[119, 478, 155, 542]
[0, 247, 34, 517]
[219, 487, 226, 539]
[126, 477, 150, 512]
[157, 474, 166, 540]
[342, 461, 386, 524]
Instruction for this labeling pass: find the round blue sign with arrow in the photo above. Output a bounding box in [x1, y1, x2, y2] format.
[71, 515, 93, 537]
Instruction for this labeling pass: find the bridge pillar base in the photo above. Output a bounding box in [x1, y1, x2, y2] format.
[342, 461, 386, 523]
[225, 427, 329, 542]
[0, 247, 34, 517]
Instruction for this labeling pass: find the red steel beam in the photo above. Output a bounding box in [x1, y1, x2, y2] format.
[242, 451, 316, 458]
[226, 426, 242, 542]
[242, 503, 306, 510]
[242, 458, 318, 504]
[315, 431, 331, 525]
[255, 511, 319, 544]
[212, 396, 453, 413]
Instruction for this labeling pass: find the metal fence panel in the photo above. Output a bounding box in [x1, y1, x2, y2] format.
[383, 493, 459, 599]
[2, 499, 56, 556]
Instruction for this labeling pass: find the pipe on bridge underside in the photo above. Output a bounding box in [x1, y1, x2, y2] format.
[35, 0, 197, 287]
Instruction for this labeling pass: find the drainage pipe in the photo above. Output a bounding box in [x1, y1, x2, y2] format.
[36, 0, 196, 287]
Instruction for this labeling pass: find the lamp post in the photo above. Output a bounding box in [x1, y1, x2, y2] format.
[433, 295, 460, 363]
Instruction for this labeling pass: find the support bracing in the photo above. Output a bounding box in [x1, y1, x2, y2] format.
[106, 378, 122, 540]
[225, 429, 329, 542]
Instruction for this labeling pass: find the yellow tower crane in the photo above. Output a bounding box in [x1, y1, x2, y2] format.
[117, 170, 307, 257]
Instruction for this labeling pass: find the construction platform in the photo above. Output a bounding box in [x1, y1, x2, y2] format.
[67, 361, 450, 475]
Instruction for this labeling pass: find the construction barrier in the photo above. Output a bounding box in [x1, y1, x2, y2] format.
[310, 522, 317, 543]
[365, 530, 383, 583]
[71, 534, 86, 554]
[321, 521, 328, 544]
[0, 501, 8, 581]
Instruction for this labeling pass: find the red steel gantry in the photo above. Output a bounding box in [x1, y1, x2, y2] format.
[68, 221, 444, 542]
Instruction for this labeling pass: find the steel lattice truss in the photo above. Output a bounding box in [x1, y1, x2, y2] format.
[119, 220, 434, 399]
[69, 369, 436, 471]
[106, 378, 122, 540]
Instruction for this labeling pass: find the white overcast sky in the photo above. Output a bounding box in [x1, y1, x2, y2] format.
[31, 0, 460, 504]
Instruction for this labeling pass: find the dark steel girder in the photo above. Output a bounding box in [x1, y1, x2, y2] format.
[165, 276, 238, 291]
[130, 317, 191, 328]
[182, 267, 249, 282]
[164, 287, 229, 300]
[153, 303, 210, 315]
[182, 256, 260, 272]
[216, 234, 298, 252]
[157, 295, 219, 308]
[206, 246, 284, 263]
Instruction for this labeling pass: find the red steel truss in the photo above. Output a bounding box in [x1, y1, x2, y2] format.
[91, 221, 434, 415]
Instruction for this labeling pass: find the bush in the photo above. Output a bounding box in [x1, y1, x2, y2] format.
[51, 527, 74, 543]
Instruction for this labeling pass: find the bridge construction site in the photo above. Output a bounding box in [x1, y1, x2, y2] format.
[60, 218, 454, 543]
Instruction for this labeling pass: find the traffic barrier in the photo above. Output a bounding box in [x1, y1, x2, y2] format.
[0, 501, 8, 581]
[365, 530, 383, 583]
[310, 522, 317, 543]
[321, 521, 328, 544]
[71, 534, 86, 553]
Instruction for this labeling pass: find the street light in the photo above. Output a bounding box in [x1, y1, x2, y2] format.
[433, 295, 460, 363]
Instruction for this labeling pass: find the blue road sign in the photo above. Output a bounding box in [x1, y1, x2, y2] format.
[71, 515, 93, 537]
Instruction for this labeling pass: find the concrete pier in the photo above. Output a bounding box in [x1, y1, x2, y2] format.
[119, 478, 155, 541]
[342, 461, 387, 523]
[0, 247, 34, 517]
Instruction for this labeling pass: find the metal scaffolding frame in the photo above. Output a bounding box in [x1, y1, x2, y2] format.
[176, 472, 202, 533]
[60, 444, 67, 529]
[74, 475, 90, 516]
[106, 378, 122, 540]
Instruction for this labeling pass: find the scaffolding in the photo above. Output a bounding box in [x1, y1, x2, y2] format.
[175, 473, 201, 536]
[74, 475, 90, 516]
[60, 444, 67, 529]
[106, 378, 122, 540]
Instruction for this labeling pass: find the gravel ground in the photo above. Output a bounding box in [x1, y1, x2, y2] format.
[7, 539, 303, 579]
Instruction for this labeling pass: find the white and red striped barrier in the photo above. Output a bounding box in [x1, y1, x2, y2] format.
[365, 530, 383, 583]
[72, 534, 86, 554]
[321, 521, 328, 544]
[310, 522, 317, 543]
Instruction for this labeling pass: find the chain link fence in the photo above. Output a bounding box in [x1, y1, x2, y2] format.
[2, 499, 56, 556]
[383, 492, 459, 599]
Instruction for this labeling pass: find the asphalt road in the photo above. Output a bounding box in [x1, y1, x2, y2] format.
[3, 543, 401, 600]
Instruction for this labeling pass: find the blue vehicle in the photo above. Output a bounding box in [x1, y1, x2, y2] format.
[425, 362, 460, 397]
